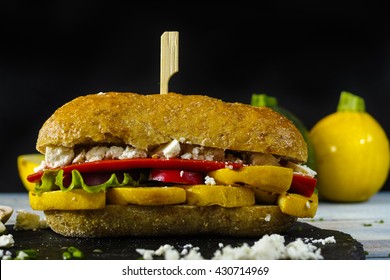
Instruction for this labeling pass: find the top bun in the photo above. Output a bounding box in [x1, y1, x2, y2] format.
[36, 92, 307, 163]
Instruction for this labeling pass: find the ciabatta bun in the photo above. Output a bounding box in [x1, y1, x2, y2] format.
[37, 92, 307, 163]
[44, 205, 297, 238]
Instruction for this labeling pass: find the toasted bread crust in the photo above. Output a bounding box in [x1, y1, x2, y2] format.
[37, 92, 307, 162]
[44, 205, 297, 238]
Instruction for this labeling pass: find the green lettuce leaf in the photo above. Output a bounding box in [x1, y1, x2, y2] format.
[34, 169, 144, 195]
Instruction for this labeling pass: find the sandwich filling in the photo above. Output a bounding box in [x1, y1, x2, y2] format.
[28, 139, 318, 218]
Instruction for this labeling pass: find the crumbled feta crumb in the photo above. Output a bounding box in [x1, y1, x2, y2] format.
[119, 146, 147, 159]
[14, 210, 48, 231]
[0, 234, 14, 248]
[265, 214, 271, 222]
[180, 152, 192, 159]
[154, 244, 180, 260]
[181, 247, 204, 260]
[304, 236, 336, 245]
[135, 248, 155, 260]
[15, 251, 29, 260]
[72, 149, 86, 164]
[45, 146, 74, 168]
[305, 201, 311, 209]
[135, 234, 326, 260]
[85, 146, 109, 162]
[105, 146, 124, 159]
[286, 162, 317, 177]
[33, 160, 46, 173]
[204, 175, 216, 185]
[0, 249, 12, 260]
[152, 140, 181, 159]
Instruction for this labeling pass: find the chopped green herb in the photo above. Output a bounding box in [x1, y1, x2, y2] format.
[363, 223, 372, 227]
[62, 246, 85, 260]
[62, 251, 72, 260]
[14, 249, 38, 260]
[310, 217, 324, 222]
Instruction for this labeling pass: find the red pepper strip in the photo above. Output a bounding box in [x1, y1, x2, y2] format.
[27, 158, 245, 183]
[149, 169, 204, 185]
[289, 174, 317, 197]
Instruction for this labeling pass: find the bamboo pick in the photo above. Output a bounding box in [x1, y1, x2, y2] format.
[160, 31, 179, 94]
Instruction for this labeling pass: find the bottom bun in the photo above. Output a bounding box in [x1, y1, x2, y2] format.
[44, 205, 297, 238]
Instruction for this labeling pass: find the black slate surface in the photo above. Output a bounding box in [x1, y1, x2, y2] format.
[3, 222, 365, 260]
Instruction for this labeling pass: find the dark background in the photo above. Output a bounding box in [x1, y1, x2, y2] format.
[1, 2, 389, 192]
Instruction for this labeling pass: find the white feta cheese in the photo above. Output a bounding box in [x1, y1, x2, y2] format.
[180, 152, 192, 159]
[33, 160, 46, 173]
[135, 234, 325, 260]
[0, 249, 12, 260]
[14, 210, 48, 231]
[264, 214, 271, 222]
[286, 162, 317, 177]
[85, 146, 109, 162]
[152, 140, 181, 159]
[105, 146, 124, 159]
[135, 248, 155, 260]
[285, 238, 322, 260]
[204, 175, 216, 185]
[119, 146, 147, 159]
[72, 149, 86, 163]
[45, 146, 74, 168]
[181, 248, 204, 260]
[0, 234, 14, 248]
[191, 147, 200, 159]
[154, 245, 180, 260]
[15, 251, 29, 260]
[306, 236, 336, 245]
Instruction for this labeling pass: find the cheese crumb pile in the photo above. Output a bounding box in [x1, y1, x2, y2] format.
[136, 234, 335, 260]
[14, 210, 48, 231]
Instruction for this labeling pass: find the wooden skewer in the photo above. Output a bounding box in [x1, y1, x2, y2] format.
[160, 31, 179, 94]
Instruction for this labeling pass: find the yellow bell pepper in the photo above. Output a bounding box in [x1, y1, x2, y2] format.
[106, 187, 186, 205]
[277, 192, 318, 218]
[29, 189, 106, 210]
[207, 165, 293, 194]
[184, 185, 255, 207]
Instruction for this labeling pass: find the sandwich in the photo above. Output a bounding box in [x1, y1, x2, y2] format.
[26, 92, 318, 238]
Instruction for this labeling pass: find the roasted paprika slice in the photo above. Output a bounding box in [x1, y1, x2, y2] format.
[149, 169, 204, 185]
[27, 158, 245, 183]
[289, 174, 317, 197]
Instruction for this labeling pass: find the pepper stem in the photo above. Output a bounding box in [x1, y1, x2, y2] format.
[251, 93, 278, 108]
[337, 91, 366, 112]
